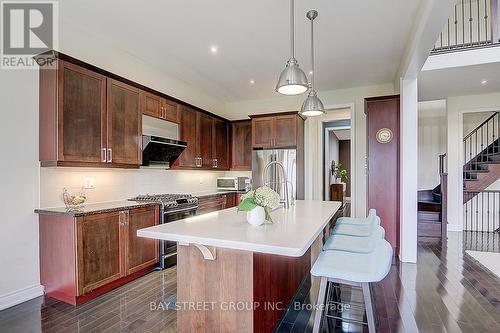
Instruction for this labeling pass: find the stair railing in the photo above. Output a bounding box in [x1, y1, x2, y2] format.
[463, 112, 499, 179]
[463, 190, 500, 234]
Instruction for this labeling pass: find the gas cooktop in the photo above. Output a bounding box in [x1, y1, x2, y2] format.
[129, 193, 198, 210]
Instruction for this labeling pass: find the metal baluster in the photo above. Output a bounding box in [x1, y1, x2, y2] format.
[455, 5, 459, 45]
[463, 0, 466, 46]
[470, 0, 473, 45]
[485, 0, 489, 42]
[448, 18, 451, 47]
[478, 0, 481, 42]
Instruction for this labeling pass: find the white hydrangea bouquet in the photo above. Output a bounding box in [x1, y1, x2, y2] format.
[238, 186, 280, 226]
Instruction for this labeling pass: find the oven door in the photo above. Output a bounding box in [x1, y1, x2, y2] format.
[161, 206, 197, 268]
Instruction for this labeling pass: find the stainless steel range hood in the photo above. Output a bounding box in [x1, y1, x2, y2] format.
[142, 135, 187, 169]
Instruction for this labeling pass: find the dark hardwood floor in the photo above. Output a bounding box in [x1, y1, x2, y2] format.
[0, 231, 499, 333]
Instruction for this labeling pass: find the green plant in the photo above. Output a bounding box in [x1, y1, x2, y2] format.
[334, 163, 347, 181]
[237, 186, 280, 222]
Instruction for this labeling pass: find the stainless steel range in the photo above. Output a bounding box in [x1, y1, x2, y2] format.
[129, 193, 198, 269]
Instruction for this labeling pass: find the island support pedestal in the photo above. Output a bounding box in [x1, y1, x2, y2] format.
[176, 236, 323, 333]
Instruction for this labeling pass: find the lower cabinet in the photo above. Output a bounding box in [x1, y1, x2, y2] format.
[197, 193, 237, 215]
[39, 205, 159, 305]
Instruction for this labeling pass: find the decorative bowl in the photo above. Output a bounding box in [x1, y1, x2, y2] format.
[62, 188, 87, 210]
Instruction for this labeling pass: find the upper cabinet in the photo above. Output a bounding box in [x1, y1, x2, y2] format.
[39, 60, 141, 168]
[250, 113, 304, 149]
[230, 120, 252, 170]
[37, 52, 228, 169]
[177, 107, 229, 170]
[140, 91, 179, 123]
[107, 79, 141, 165]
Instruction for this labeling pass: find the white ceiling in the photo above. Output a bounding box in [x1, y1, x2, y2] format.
[60, 0, 421, 103]
[419, 61, 500, 101]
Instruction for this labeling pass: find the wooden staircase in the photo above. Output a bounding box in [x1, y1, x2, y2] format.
[463, 112, 500, 203]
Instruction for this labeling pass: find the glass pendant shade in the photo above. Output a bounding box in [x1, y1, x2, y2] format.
[301, 90, 324, 116]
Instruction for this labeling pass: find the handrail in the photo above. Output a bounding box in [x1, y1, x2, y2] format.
[432, 0, 500, 53]
[463, 111, 499, 141]
[439, 153, 447, 175]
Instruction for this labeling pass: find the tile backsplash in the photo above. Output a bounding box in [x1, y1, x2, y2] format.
[39, 167, 229, 207]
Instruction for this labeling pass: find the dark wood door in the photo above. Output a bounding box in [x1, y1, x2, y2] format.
[252, 117, 274, 148]
[125, 207, 159, 275]
[366, 96, 400, 249]
[274, 115, 297, 147]
[141, 91, 162, 118]
[107, 79, 141, 165]
[58, 61, 107, 163]
[198, 113, 214, 168]
[178, 106, 198, 167]
[162, 99, 179, 123]
[76, 211, 123, 295]
[231, 120, 252, 170]
[213, 119, 229, 170]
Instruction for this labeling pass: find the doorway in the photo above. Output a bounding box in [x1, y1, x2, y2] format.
[322, 120, 351, 203]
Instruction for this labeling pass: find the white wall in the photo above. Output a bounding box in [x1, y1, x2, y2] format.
[418, 100, 447, 190]
[446, 92, 500, 231]
[0, 70, 43, 310]
[225, 83, 396, 218]
[324, 131, 340, 200]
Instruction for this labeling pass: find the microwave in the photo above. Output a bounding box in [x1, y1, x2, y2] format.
[217, 177, 250, 191]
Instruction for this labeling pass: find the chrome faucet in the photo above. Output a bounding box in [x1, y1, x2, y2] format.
[263, 161, 294, 208]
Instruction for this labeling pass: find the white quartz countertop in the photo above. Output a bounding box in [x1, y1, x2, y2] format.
[137, 200, 341, 257]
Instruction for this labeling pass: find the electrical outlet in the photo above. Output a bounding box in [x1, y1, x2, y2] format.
[199, 177, 203, 184]
[84, 178, 95, 189]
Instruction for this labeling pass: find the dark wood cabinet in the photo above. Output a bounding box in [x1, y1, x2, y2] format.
[125, 207, 159, 275]
[251, 113, 303, 148]
[178, 106, 199, 168]
[231, 120, 252, 170]
[107, 79, 141, 165]
[366, 95, 400, 250]
[38, 205, 159, 305]
[252, 117, 274, 148]
[197, 193, 237, 215]
[141, 91, 179, 123]
[57, 61, 107, 163]
[76, 211, 123, 295]
[177, 107, 230, 170]
[198, 113, 214, 168]
[213, 119, 229, 169]
[39, 60, 141, 168]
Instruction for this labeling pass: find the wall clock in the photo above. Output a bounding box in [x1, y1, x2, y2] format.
[376, 128, 393, 144]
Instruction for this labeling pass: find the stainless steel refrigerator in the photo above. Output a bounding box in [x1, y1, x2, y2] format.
[252, 149, 302, 202]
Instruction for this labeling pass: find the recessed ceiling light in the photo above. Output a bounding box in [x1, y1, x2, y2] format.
[250, 80, 255, 84]
[481, 79, 488, 85]
[210, 46, 218, 54]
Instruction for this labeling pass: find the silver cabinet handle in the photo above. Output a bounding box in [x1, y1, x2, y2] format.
[107, 148, 112, 163]
[101, 148, 107, 162]
[199, 157, 203, 167]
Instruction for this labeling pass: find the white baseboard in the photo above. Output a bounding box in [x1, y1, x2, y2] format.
[0, 284, 44, 311]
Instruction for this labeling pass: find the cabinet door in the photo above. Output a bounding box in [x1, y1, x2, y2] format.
[274, 115, 297, 147]
[76, 212, 123, 295]
[198, 113, 214, 168]
[125, 207, 159, 275]
[178, 106, 198, 167]
[213, 119, 229, 170]
[58, 61, 107, 163]
[252, 117, 274, 148]
[107, 79, 141, 165]
[231, 121, 252, 170]
[162, 99, 179, 123]
[225, 193, 236, 208]
[141, 91, 162, 118]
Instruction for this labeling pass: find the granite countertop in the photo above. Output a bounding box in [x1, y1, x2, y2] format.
[35, 200, 160, 217]
[192, 189, 250, 198]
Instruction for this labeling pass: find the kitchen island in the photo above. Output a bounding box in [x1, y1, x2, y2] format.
[137, 200, 341, 333]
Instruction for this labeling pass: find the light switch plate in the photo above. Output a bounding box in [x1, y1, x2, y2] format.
[84, 178, 95, 189]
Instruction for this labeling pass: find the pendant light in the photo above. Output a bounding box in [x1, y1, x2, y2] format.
[301, 10, 325, 117]
[275, 0, 309, 95]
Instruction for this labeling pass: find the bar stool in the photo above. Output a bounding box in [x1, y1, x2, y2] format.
[331, 214, 385, 239]
[336, 208, 377, 226]
[311, 239, 393, 333]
